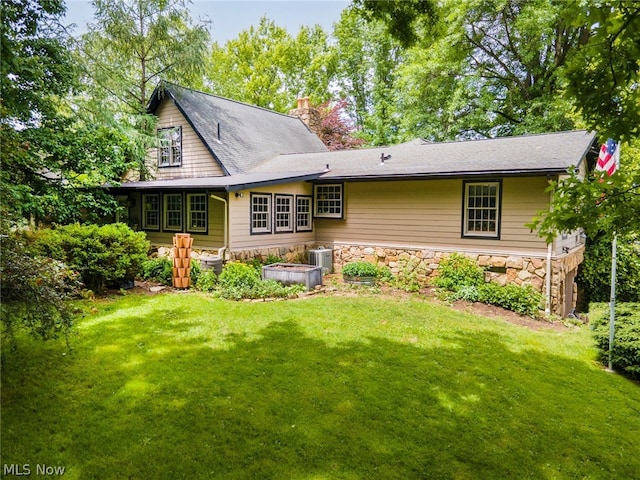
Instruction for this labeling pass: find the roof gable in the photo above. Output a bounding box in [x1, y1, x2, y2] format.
[148, 83, 328, 175]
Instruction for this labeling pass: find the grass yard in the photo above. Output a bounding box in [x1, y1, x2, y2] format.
[1, 292, 639, 479]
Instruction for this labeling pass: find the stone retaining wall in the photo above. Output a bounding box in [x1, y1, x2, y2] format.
[332, 243, 584, 316]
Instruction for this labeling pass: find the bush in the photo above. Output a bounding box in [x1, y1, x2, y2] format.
[27, 223, 149, 292]
[342, 261, 380, 277]
[579, 233, 640, 303]
[478, 282, 543, 317]
[218, 262, 260, 290]
[1, 235, 80, 347]
[141, 256, 173, 285]
[591, 302, 640, 378]
[195, 270, 218, 293]
[433, 253, 484, 290]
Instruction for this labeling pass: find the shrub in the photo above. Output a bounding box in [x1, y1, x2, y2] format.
[1, 235, 80, 347]
[141, 256, 173, 285]
[342, 261, 379, 277]
[591, 302, 640, 378]
[264, 254, 284, 265]
[27, 223, 149, 292]
[433, 253, 484, 290]
[578, 233, 640, 303]
[195, 270, 218, 293]
[478, 282, 543, 317]
[218, 262, 261, 290]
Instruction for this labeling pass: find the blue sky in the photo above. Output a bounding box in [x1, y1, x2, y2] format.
[64, 0, 351, 42]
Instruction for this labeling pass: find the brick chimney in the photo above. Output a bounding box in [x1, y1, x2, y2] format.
[289, 97, 322, 138]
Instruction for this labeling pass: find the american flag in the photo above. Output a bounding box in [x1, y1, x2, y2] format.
[596, 138, 619, 176]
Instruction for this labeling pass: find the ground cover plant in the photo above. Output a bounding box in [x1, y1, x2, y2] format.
[2, 293, 638, 479]
[591, 302, 640, 378]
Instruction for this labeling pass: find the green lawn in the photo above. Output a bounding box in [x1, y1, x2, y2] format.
[2, 292, 639, 479]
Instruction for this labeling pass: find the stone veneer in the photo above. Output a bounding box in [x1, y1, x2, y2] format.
[332, 244, 584, 317]
[155, 241, 583, 317]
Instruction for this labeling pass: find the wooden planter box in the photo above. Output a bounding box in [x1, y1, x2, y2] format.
[343, 275, 377, 286]
[261, 263, 323, 291]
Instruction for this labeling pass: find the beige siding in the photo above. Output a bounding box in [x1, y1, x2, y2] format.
[128, 192, 225, 250]
[148, 100, 225, 179]
[315, 177, 549, 256]
[229, 182, 315, 250]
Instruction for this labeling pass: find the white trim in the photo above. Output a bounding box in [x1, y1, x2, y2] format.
[186, 193, 207, 233]
[314, 184, 343, 218]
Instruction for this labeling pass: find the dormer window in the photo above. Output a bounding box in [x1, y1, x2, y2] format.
[158, 126, 182, 167]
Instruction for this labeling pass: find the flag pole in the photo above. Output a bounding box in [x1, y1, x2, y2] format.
[600, 138, 620, 372]
[608, 233, 617, 371]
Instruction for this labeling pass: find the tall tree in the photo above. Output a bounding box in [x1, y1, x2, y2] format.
[394, 0, 583, 140]
[80, 0, 210, 114]
[1, 0, 135, 226]
[77, 0, 210, 180]
[334, 7, 404, 145]
[206, 17, 335, 112]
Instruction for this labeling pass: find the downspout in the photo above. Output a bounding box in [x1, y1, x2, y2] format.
[209, 194, 228, 261]
[545, 177, 555, 316]
[545, 243, 553, 316]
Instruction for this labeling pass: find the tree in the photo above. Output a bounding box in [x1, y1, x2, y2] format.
[334, 7, 405, 145]
[206, 17, 335, 112]
[393, 0, 583, 140]
[77, 0, 210, 180]
[317, 99, 365, 151]
[1, 0, 135, 226]
[561, 1, 640, 141]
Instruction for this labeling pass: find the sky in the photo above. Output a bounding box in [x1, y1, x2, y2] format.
[63, 0, 351, 42]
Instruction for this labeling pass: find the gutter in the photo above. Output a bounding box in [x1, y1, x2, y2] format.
[209, 194, 228, 261]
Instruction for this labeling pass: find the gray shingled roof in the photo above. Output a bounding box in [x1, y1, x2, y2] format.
[251, 130, 597, 180]
[148, 83, 328, 175]
[110, 171, 327, 192]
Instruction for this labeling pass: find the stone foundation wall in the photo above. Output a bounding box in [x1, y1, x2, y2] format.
[333, 243, 585, 317]
[228, 243, 316, 264]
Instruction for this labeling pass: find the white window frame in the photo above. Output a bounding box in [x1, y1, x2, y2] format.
[274, 194, 294, 233]
[296, 195, 313, 232]
[163, 193, 183, 231]
[314, 184, 343, 219]
[187, 193, 207, 233]
[250, 193, 272, 234]
[462, 181, 501, 238]
[158, 126, 182, 167]
[142, 194, 160, 230]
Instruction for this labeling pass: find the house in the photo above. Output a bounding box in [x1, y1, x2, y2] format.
[110, 82, 598, 316]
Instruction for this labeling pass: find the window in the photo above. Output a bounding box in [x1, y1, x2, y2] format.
[164, 193, 183, 231]
[251, 193, 271, 234]
[142, 194, 160, 230]
[463, 181, 501, 238]
[274, 195, 293, 233]
[158, 126, 182, 167]
[314, 184, 343, 218]
[187, 193, 207, 233]
[296, 195, 313, 232]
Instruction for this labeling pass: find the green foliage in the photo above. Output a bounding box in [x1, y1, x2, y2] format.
[194, 270, 218, 293]
[28, 223, 150, 292]
[478, 283, 543, 318]
[341, 260, 380, 277]
[390, 258, 423, 293]
[529, 138, 640, 243]
[264, 254, 285, 265]
[561, 1, 640, 141]
[434, 253, 542, 316]
[578, 233, 640, 303]
[207, 17, 335, 111]
[591, 303, 640, 378]
[0, 234, 80, 347]
[214, 261, 304, 300]
[433, 253, 484, 290]
[218, 262, 261, 290]
[141, 256, 173, 285]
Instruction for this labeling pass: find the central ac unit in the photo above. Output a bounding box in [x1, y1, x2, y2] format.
[308, 248, 333, 274]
